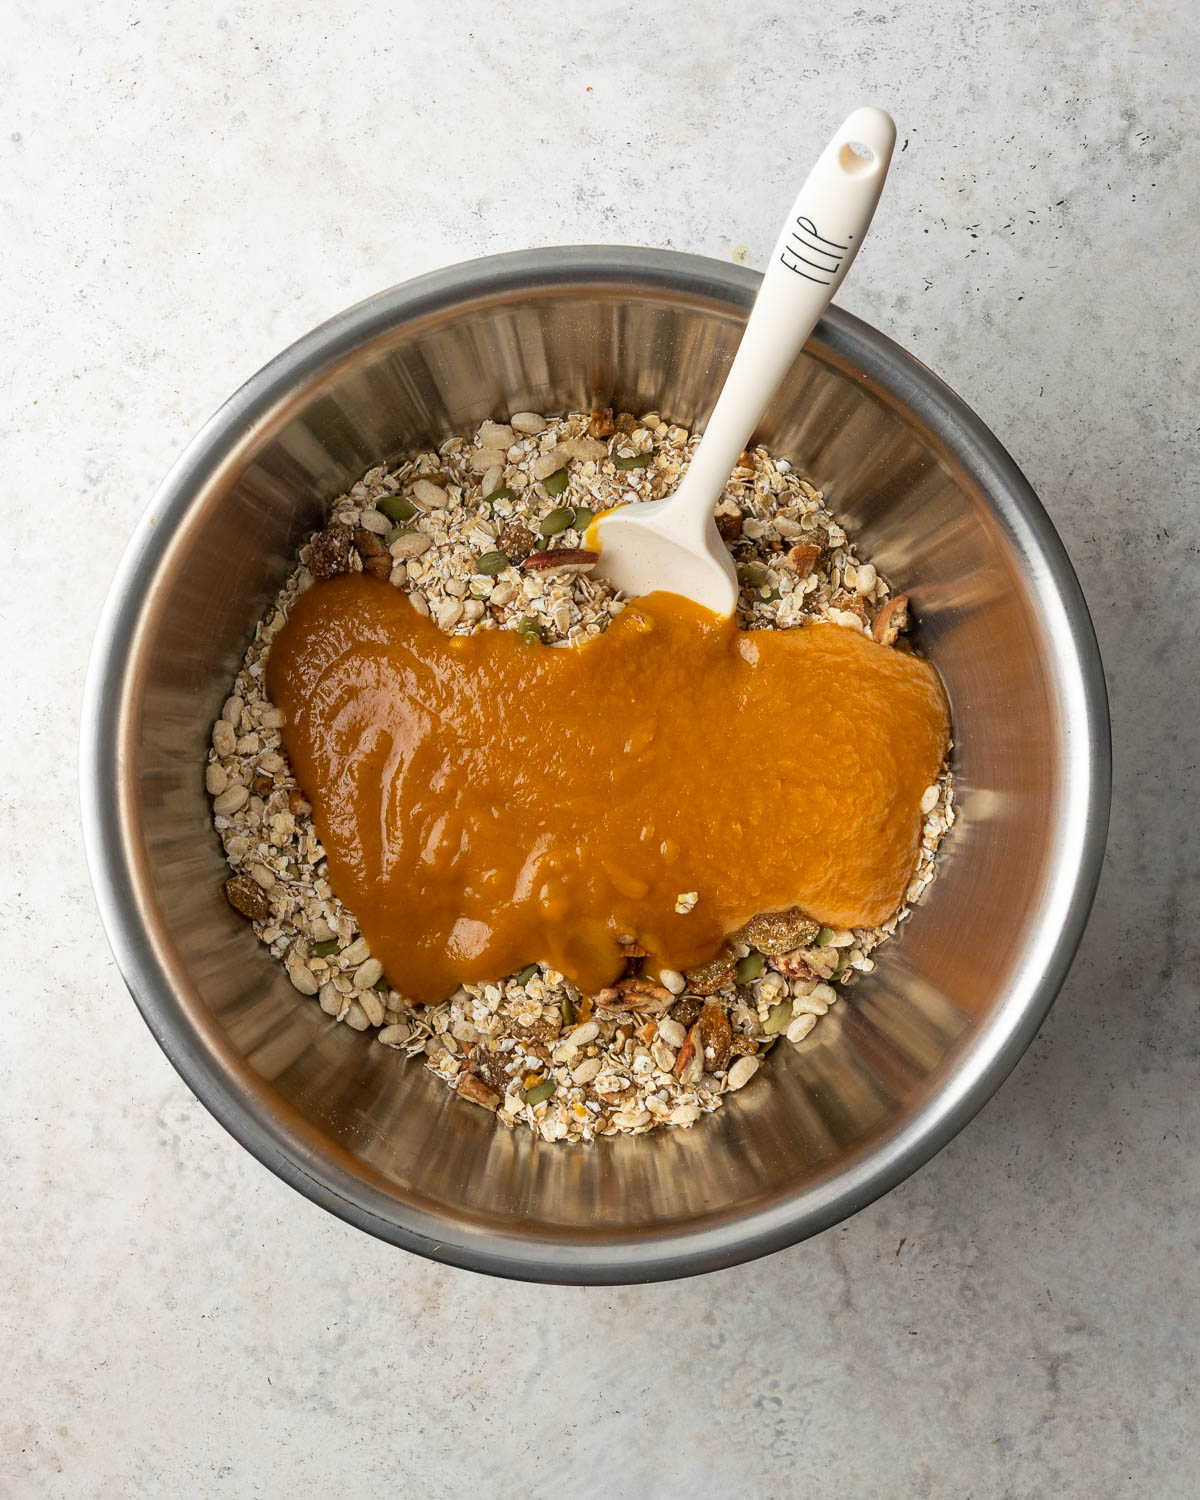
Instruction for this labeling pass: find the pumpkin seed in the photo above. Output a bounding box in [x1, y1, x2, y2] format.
[524, 1079, 556, 1107]
[737, 562, 769, 589]
[483, 486, 518, 505]
[514, 963, 539, 984]
[560, 995, 575, 1026]
[373, 975, 390, 993]
[816, 926, 836, 946]
[735, 951, 764, 984]
[540, 506, 574, 536]
[542, 469, 569, 497]
[378, 495, 418, 523]
[310, 939, 340, 959]
[516, 617, 545, 644]
[763, 998, 793, 1034]
[572, 505, 595, 529]
[475, 550, 509, 575]
[612, 452, 654, 470]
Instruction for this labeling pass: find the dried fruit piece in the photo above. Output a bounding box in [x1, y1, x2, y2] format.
[308, 520, 354, 581]
[354, 528, 391, 579]
[715, 509, 743, 542]
[497, 521, 536, 561]
[224, 874, 270, 921]
[738, 907, 821, 956]
[670, 996, 703, 1028]
[872, 593, 910, 646]
[587, 406, 616, 439]
[696, 1004, 733, 1072]
[684, 947, 737, 995]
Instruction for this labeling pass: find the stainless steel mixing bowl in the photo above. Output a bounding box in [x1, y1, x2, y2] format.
[80, 248, 1109, 1283]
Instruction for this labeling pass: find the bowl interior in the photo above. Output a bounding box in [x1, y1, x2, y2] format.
[87, 252, 1106, 1281]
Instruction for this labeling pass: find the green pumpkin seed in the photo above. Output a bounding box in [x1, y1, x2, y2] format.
[483, 487, 519, 505]
[816, 926, 836, 946]
[514, 963, 539, 985]
[735, 952, 764, 984]
[612, 452, 654, 470]
[310, 939, 341, 959]
[475, 550, 510, 575]
[560, 995, 575, 1026]
[763, 998, 793, 1034]
[572, 505, 595, 529]
[542, 469, 569, 497]
[737, 562, 769, 589]
[378, 495, 418, 523]
[373, 975, 390, 993]
[524, 1079, 556, 1107]
[516, 617, 545, 644]
[540, 506, 575, 537]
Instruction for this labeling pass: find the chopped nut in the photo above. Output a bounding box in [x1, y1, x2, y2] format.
[872, 592, 910, 645]
[456, 1073, 501, 1110]
[783, 542, 823, 576]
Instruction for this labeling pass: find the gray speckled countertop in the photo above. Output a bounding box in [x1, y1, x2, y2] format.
[4, 1, 1198, 1495]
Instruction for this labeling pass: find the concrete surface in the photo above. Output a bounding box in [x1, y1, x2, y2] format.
[3, 1, 1198, 1495]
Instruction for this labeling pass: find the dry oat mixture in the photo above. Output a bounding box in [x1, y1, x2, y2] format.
[207, 407, 955, 1142]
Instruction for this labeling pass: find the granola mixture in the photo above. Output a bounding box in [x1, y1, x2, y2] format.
[208, 408, 955, 1142]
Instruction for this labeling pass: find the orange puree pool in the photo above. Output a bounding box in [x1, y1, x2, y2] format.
[267, 574, 950, 1004]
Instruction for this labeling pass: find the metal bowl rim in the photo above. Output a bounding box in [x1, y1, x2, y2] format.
[79, 245, 1111, 1284]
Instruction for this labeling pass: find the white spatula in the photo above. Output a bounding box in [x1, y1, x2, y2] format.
[591, 106, 897, 615]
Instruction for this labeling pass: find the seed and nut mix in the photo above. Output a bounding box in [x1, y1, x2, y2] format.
[207, 410, 955, 1141]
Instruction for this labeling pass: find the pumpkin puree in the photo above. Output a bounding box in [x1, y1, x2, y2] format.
[267, 574, 950, 1004]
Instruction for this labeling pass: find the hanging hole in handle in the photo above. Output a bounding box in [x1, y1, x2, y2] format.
[838, 140, 877, 174]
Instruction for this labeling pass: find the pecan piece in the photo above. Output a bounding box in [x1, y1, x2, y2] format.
[456, 1073, 501, 1111]
[224, 873, 270, 921]
[673, 1024, 702, 1084]
[354, 527, 392, 579]
[308, 520, 354, 581]
[783, 542, 822, 576]
[251, 773, 273, 798]
[684, 946, 737, 995]
[772, 945, 840, 981]
[588, 406, 616, 439]
[872, 593, 910, 646]
[522, 547, 599, 573]
[737, 907, 821, 956]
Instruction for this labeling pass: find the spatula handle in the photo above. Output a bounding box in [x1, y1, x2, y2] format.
[675, 107, 896, 514]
